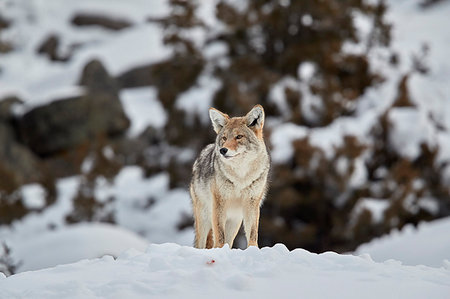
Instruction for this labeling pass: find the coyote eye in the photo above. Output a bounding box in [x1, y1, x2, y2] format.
[236, 135, 243, 139]
[222, 136, 227, 141]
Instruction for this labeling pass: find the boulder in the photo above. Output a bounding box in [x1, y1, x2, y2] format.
[17, 60, 129, 156]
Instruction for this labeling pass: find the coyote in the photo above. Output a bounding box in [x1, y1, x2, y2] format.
[190, 105, 270, 249]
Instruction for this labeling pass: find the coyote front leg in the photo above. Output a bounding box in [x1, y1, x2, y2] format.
[243, 197, 261, 247]
[212, 194, 226, 248]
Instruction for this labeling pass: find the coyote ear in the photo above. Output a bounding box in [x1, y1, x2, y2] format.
[209, 108, 229, 134]
[246, 105, 265, 130]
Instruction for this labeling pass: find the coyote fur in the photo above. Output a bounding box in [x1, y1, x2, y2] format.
[190, 105, 270, 249]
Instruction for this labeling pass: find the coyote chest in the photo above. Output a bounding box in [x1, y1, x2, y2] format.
[190, 105, 270, 249]
[214, 156, 269, 201]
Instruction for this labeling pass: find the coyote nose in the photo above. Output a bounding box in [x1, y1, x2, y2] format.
[220, 148, 228, 156]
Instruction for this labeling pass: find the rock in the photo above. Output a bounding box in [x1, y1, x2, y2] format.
[117, 64, 154, 88]
[0, 41, 13, 53]
[0, 123, 42, 187]
[71, 14, 132, 31]
[79, 60, 118, 93]
[117, 55, 204, 108]
[17, 60, 129, 156]
[0, 97, 41, 187]
[0, 16, 12, 53]
[0, 15, 10, 30]
[0, 96, 21, 120]
[37, 34, 69, 62]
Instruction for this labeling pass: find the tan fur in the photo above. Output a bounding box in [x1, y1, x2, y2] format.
[206, 230, 213, 249]
[191, 105, 270, 249]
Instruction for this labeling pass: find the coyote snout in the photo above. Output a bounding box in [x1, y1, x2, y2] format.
[190, 105, 270, 249]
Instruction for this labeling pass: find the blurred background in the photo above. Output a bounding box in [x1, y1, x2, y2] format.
[1, 0, 449, 275]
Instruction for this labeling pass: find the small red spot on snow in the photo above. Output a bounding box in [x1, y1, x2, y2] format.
[206, 259, 215, 265]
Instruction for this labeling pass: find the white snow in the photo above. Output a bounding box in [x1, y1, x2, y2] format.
[270, 110, 377, 163]
[203, 41, 228, 60]
[356, 217, 450, 268]
[417, 197, 439, 215]
[387, 107, 437, 160]
[298, 62, 316, 81]
[12, 223, 148, 272]
[351, 198, 390, 224]
[348, 157, 368, 189]
[0, 176, 81, 241]
[119, 87, 167, 136]
[301, 14, 313, 27]
[75, 23, 172, 76]
[1, 243, 449, 298]
[95, 166, 194, 245]
[270, 122, 307, 163]
[0, 0, 172, 110]
[20, 183, 46, 210]
[268, 77, 298, 119]
[175, 74, 222, 125]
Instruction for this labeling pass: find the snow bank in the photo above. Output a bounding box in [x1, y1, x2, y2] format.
[1, 243, 449, 298]
[355, 217, 450, 268]
[13, 223, 148, 272]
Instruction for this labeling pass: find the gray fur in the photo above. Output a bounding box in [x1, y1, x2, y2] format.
[192, 143, 216, 183]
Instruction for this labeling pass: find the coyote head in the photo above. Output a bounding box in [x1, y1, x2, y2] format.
[209, 105, 265, 161]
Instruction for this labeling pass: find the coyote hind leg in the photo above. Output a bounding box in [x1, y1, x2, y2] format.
[192, 189, 211, 249]
[225, 218, 242, 248]
[194, 212, 211, 249]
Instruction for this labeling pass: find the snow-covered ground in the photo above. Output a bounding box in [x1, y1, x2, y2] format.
[355, 217, 450, 268]
[1, 243, 449, 298]
[1, 217, 449, 297]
